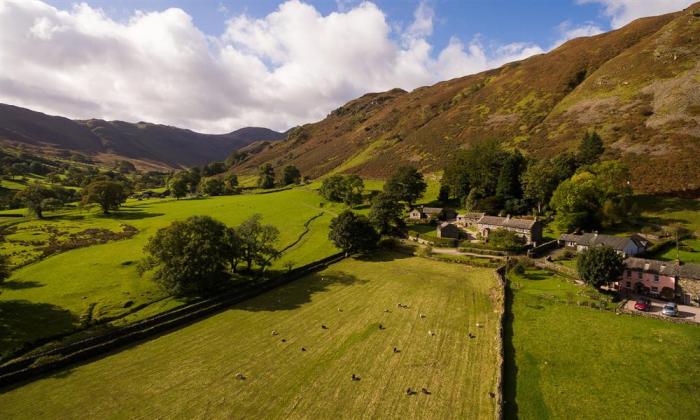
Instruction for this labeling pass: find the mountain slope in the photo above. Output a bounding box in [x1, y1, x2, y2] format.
[0, 103, 287, 169]
[236, 4, 700, 194]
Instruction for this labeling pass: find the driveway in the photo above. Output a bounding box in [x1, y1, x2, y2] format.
[624, 296, 700, 323]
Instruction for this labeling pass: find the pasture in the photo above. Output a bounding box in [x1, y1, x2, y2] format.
[504, 269, 700, 419]
[0, 187, 343, 357]
[0, 255, 501, 419]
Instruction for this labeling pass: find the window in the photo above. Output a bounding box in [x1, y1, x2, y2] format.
[637, 271, 642, 279]
[626, 281, 631, 288]
[626, 270, 631, 278]
[654, 274, 659, 282]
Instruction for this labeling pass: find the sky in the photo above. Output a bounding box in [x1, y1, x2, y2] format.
[0, 0, 694, 133]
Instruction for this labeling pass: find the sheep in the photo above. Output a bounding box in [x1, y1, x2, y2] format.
[351, 374, 360, 381]
[476, 322, 483, 328]
[428, 330, 435, 336]
[235, 373, 246, 380]
[281, 338, 287, 343]
[271, 330, 279, 336]
[419, 313, 426, 319]
[421, 388, 431, 395]
[337, 308, 343, 312]
[379, 323, 385, 330]
[489, 392, 496, 398]
[406, 387, 415, 396]
[393, 347, 400, 353]
[384, 309, 390, 313]
[301, 347, 307, 352]
[321, 324, 328, 330]
[468, 332, 476, 339]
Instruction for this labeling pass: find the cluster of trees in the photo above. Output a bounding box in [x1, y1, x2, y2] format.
[442, 131, 629, 231]
[142, 214, 280, 295]
[168, 168, 239, 199]
[257, 164, 302, 189]
[0, 253, 9, 284]
[319, 174, 364, 206]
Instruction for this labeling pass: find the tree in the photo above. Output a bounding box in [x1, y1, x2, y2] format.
[320, 175, 347, 202]
[203, 162, 227, 177]
[577, 246, 623, 288]
[550, 172, 601, 231]
[342, 175, 364, 207]
[143, 216, 231, 295]
[200, 178, 225, 196]
[495, 150, 526, 204]
[328, 210, 380, 254]
[0, 253, 10, 284]
[9, 162, 28, 179]
[14, 185, 55, 218]
[577, 131, 604, 166]
[224, 227, 244, 273]
[438, 185, 450, 204]
[282, 165, 302, 185]
[225, 150, 248, 168]
[169, 172, 189, 199]
[521, 160, 559, 214]
[384, 166, 427, 208]
[237, 214, 280, 272]
[82, 181, 128, 214]
[368, 192, 404, 234]
[116, 160, 136, 174]
[258, 164, 275, 189]
[319, 175, 364, 206]
[227, 174, 239, 190]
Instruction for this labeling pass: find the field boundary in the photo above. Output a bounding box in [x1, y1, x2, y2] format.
[494, 265, 506, 420]
[0, 252, 344, 389]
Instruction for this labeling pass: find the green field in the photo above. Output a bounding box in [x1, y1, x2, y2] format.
[0, 255, 501, 419]
[0, 187, 345, 357]
[504, 269, 700, 419]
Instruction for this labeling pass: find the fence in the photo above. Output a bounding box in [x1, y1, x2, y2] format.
[494, 265, 506, 420]
[0, 252, 344, 389]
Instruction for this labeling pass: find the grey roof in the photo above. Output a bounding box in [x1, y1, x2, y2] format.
[624, 257, 680, 276]
[422, 207, 444, 214]
[457, 212, 484, 219]
[438, 222, 458, 229]
[623, 258, 700, 280]
[559, 233, 638, 251]
[477, 215, 538, 230]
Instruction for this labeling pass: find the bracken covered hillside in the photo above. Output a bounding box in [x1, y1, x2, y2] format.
[237, 4, 700, 194]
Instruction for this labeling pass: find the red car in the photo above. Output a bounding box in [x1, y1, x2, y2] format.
[634, 298, 652, 311]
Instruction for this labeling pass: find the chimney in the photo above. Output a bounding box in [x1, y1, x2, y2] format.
[506, 214, 511, 221]
[593, 230, 598, 237]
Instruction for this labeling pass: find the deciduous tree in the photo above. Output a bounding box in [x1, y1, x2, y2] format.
[82, 181, 128, 214]
[368, 192, 404, 234]
[258, 164, 276, 189]
[282, 165, 302, 185]
[329, 210, 379, 254]
[577, 246, 623, 288]
[384, 166, 427, 209]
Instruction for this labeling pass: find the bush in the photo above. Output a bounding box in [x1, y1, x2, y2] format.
[576, 246, 624, 287]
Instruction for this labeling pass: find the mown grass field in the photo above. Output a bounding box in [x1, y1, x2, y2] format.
[0, 255, 501, 419]
[504, 269, 700, 419]
[0, 187, 345, 357]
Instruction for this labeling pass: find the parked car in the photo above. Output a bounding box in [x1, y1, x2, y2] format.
[634, 298, 652, 311]
[662, 302, 678, 317]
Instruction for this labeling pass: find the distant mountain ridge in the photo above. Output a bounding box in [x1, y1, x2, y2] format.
[235, 4, 700, 194]
[0, 103, 287, 169]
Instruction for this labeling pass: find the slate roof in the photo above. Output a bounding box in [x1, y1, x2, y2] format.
[623, 258, 700, 280]
[477, 215, 538, 230]
[422, 207, 443, 215]
[457, 212, 484, 219]
[559, 233, 644, 251]
[624, 257, 680, 276]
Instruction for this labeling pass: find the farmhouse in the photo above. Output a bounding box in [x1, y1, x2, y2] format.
[559, 233, 648, 257]
[436, 222, 460, 239]
[408, 206, 455, 221]
[619, 258, 700, 305]
[476, 215, 542, 244]
[456, 212, 484, 227]
[620, 258, 679, 299]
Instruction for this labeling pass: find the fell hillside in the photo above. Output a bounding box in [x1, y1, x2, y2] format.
[236, 4, 700, 194]
[0, 103, 287, 169]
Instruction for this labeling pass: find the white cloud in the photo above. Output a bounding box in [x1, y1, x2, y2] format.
[0, 0, 550, 133]
[579, 0, 695, 28]
[552, 20, 605, 47]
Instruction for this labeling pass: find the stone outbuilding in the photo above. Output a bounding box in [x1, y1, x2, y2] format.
[436, 222, 460, 239]
[476, 215, 542, 244]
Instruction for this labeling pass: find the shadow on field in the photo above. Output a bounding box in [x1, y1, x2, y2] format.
[236, 271, 368, 312]
[0, 280, 44, 290]
[101, 210, 164, 220]
[356, 251, 412, 263]
[503, 282, 519, 420]
[0, 300, 77, 358]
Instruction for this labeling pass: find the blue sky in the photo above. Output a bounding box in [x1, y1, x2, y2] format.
[2, 0, 693, 131]
[43, 0, 608, 50]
